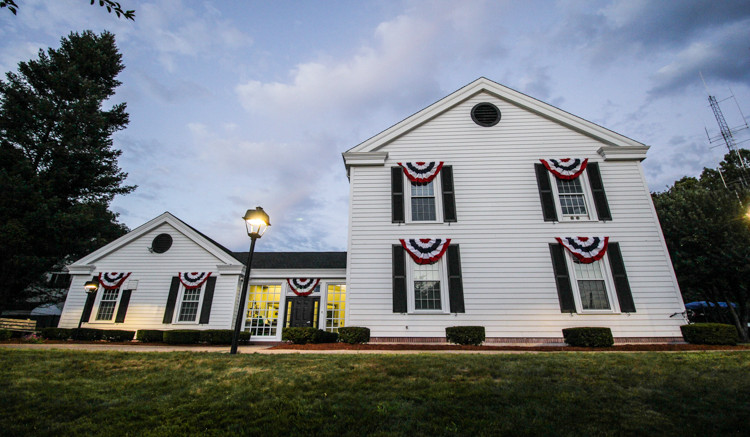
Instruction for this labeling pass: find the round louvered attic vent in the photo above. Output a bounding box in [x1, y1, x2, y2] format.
[471, 102, 501, 127]
[151, 233, 173, 254]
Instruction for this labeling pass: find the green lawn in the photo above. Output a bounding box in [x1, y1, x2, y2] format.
[0, 350, 748, 436]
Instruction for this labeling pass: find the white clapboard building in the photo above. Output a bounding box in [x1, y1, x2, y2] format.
[59, 78, 685, 343]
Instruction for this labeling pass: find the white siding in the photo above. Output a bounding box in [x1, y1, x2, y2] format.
[346, 92, 685, 339]
[59, 223, 242, 331]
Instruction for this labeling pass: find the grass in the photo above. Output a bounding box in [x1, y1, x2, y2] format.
[0, 350, 748, 436]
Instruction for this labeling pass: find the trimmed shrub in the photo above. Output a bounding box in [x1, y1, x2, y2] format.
[41, 327, 73, 340]
[562, 327, 614, 347]
[72, 328, 103, 341]
[101, 330, 135, 342]
[282, 327, 318, 344]
[314, 330, 339, 344]
[199, 330, 234, 345]
[0, 329, 11, 341]
[338, 327, 371, 344]
[681, 323, 738, 345]
[239, 331, 251, 343]
[163, 330, 201, 345]
[446, 326, 486, 346]
[136, 330, 165, 343]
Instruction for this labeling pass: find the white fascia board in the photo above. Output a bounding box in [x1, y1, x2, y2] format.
[342, 151, 388, 166]
[249, 268, 347, 280]
[346, 77, 646, 154]
[597, 145, 650, 161]
[217, 264, 244, 275]
[68, 265, 95, 275]
[70, 212, 242, 268]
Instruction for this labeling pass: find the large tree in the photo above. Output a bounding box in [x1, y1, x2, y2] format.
[0, 30, 135, 313]
[652, 149, 750, 341]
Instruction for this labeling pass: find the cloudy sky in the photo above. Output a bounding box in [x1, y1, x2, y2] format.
[2, 0, 749, 252]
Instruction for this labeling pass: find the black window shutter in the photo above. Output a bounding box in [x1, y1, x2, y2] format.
[114, 289, 132, 323]
[607, 242, 636, 313]
[446, 245, 465, 313]
[162, 277, 180, 324]
[391, 167, 405, 223]
[586, 162, 611, 221]
[549, 244, 577, 313]
[199, 276, 217, 324]
[535, 163, 558, 222]
[81, 275, 98, 323]
[441, 166, 457, 222]
[392, 245, 407, 313]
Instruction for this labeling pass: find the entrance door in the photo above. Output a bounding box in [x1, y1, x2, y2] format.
[286, 296, 320, 328]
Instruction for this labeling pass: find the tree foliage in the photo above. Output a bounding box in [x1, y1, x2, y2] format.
[1, 1, 135, 20]
[652, 150, 750, 341]
[0, 31, 135, 312]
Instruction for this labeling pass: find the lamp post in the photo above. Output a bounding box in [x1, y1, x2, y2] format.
[78, 280, 99, 329]
[230, 206, 270, 354]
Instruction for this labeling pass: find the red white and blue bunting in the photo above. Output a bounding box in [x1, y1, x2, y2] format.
[398, 161, 444, 184]
[540, 158, 588, 180]
[98, 272, 131, 290]
[556, 236, 609, 264]
[400, 238, 451, 265]
[178, 272, 212, 289]
[287, 278, 320, 296]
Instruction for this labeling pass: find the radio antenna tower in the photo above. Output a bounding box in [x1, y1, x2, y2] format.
[700, 73, 749, 188]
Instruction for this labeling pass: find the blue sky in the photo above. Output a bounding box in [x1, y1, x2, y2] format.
[2, 0, 749, 252]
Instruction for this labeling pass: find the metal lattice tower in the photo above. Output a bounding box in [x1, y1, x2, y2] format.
[708, 95, 738, 153]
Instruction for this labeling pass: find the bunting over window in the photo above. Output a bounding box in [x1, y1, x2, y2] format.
[98, 272, 131, 290]
[178, 272, 212, 289]
[398, 162, 444, 184]
[556, 237, 609, 264]
[287, 278, 320, 296]
[540, 158, 588, 180]
[400, 238, 451, 265]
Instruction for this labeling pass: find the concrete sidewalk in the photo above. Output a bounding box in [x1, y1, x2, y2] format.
[0, 343, 537, 354]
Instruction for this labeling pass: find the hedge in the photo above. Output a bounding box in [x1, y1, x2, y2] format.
[163, 330, 201, 345]
[136, 330, 165, 343]
[681, 323, 738, 345]
[71, 328, 103, 341]
[41, 327, 73, 340]
[0, 329, 11, 341]
[338, 327, 370, 344]
[199, 330, 234, 345]
[101, 330, 135, 342]
[446, 326, 485, 346]
[562, 327, 614, 347]
[282, 327, 338, 344]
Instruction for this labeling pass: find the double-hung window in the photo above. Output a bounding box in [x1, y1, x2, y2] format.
[572, 258, 610, 310]
[95, 288, 120, 321]
[177, 286, 202, 322]
[535, 161, 611, 222]
[413, 262, 443, 310]
[409, 180, 439, 222]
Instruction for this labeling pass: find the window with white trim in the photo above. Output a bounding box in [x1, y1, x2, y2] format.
[405, 178, 443, 222]
[556, 177, 588, 216]
[406, 258, 449, 313]
[95, 288, 120, 321]
[177, 286, 202, 322]
[567, 255, 617, 313]
[245, 284, 281, 336]
[325, 284, 346, 332]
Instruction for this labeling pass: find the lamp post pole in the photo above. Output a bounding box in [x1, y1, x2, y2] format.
[230, 236, 256, 354]
[230, 206, 270, 355]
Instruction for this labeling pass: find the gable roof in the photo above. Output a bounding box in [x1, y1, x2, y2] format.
[344, 77, 647, 160]
[234, 252, 347, 269]
[70, 212, 244, 268]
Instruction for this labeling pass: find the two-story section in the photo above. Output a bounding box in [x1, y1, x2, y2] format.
[343, 77, 686, 343]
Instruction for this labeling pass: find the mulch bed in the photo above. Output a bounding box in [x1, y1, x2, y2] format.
[270, 342, 750, 352]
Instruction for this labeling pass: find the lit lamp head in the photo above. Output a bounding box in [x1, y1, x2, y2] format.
[84, 280, 99, 294]
[243, 206, 270, 238]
